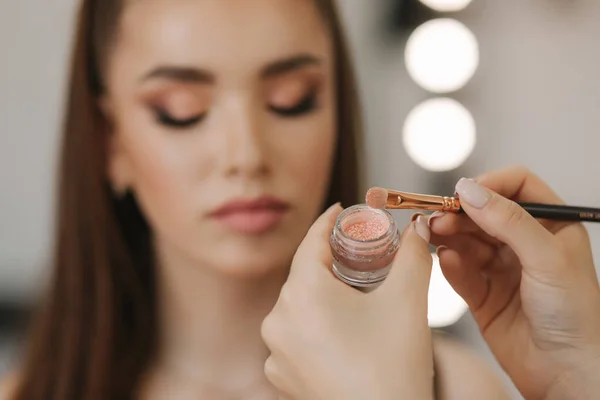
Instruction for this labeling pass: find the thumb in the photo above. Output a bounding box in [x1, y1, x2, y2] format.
[379, 215, 433, 305]
[289, 202, 343, 278]
[455, 177, 560, 275]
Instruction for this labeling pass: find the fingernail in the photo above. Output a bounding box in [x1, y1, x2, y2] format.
[411, 212, 425, 222]
[326, 202, 342, 213]
[427, 211, 446, 228]
[415, 215, 430, 243]
[435, 245, 448, 257]
[455, 178, 490, 209]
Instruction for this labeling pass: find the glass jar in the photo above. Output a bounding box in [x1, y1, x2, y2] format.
[329, 204, 400, 288]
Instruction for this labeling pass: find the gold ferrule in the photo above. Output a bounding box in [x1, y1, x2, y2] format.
[386, 190, 461, 212]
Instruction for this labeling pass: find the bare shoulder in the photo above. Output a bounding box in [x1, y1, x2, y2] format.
[432, 332, 512, 400]
[0, 371, 18, 400]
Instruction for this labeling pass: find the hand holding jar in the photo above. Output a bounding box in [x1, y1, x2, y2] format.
[261, 203, 435, 400]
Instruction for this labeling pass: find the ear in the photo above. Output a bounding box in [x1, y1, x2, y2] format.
[99, 97, 133, 196]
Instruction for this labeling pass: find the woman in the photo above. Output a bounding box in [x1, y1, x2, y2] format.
[2, 0, 509, 398]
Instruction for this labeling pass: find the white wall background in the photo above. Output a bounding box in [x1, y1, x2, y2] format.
[1, 0, 78, 299]
[1, 0, 600, 397]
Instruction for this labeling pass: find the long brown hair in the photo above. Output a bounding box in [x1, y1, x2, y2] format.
[13, 0, 362, 398]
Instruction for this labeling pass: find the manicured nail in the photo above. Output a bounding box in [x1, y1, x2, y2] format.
[427, 211, 446, 228]
[435, 245, 448, 257]
[455, 178, 490, 209]
[415, 215, 430, 243]
[326, 202, 342, 215]
[328, 202, 341, 211]
[411, 212, 425, 222]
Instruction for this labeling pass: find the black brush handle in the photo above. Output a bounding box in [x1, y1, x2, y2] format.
[518, 202, 600, 222]
[459, 202, 600, 222]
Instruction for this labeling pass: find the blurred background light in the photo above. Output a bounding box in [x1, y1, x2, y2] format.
[403, 97, 476, 171]
[428, 252, 468, 328]
[418, 0, 473, 12]
[405, 18, 479, 93]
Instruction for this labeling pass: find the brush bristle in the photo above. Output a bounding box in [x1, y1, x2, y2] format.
[365, 187, 388, 209]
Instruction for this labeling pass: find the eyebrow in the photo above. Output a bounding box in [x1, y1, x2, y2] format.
[140, 54, 322, 84]
[260, 54, 322, 78]
[140, 67, 215, 84]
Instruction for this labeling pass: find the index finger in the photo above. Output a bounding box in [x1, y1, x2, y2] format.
[475, 165, 568, 233]
[475, 165, 563, 204]
[433, 165, 568, 237]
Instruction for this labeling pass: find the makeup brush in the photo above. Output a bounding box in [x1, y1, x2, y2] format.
[365, 187, 600, 222]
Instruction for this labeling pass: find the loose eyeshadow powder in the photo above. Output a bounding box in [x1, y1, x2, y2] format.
[344, 219, 388, 241]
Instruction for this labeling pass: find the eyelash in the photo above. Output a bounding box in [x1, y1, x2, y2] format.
[269, 91, 318, 117]
[155, 110, 205, 129]
[154, 91, 318, 129]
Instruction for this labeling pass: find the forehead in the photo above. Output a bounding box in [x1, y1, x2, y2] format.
[115, 0, 332, 74]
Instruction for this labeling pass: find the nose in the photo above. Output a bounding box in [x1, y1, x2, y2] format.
[219, 99, 269, 179]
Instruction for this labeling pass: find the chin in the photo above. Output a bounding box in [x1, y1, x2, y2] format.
[201, 239, 296, 279]
[212, 253, 292, 279]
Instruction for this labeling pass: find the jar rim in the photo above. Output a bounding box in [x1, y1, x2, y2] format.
[335, 204, 397, 244]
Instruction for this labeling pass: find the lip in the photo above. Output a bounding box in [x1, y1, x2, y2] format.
[209, 196, 290, 234]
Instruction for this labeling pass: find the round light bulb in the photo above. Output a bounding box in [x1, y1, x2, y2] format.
[405, 18, 479, 93]
[419, 0, 473, 12]
[403, 97, 476, 172]
[428, 253, 468, 328]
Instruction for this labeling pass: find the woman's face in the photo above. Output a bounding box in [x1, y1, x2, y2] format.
[104, 0, 336, 276]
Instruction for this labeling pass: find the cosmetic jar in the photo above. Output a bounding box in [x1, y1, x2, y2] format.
[329, 204, 400, 287]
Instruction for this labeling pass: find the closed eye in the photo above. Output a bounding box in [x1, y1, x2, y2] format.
[155, 109, 206, 129]
[268, 91, 317, 117]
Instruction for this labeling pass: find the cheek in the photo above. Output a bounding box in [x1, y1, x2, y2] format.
[274, 110, 337, 202]
[297, 101, 337, 193]
[132, 148, 189, 204]
[117, 116, 212, 227]
[294, 132, 335, 188]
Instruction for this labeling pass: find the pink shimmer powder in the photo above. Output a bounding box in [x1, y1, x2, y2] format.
[344, 219, 387, 241]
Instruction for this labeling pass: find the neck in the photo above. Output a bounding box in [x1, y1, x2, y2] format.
[151, 239, 288, 395]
